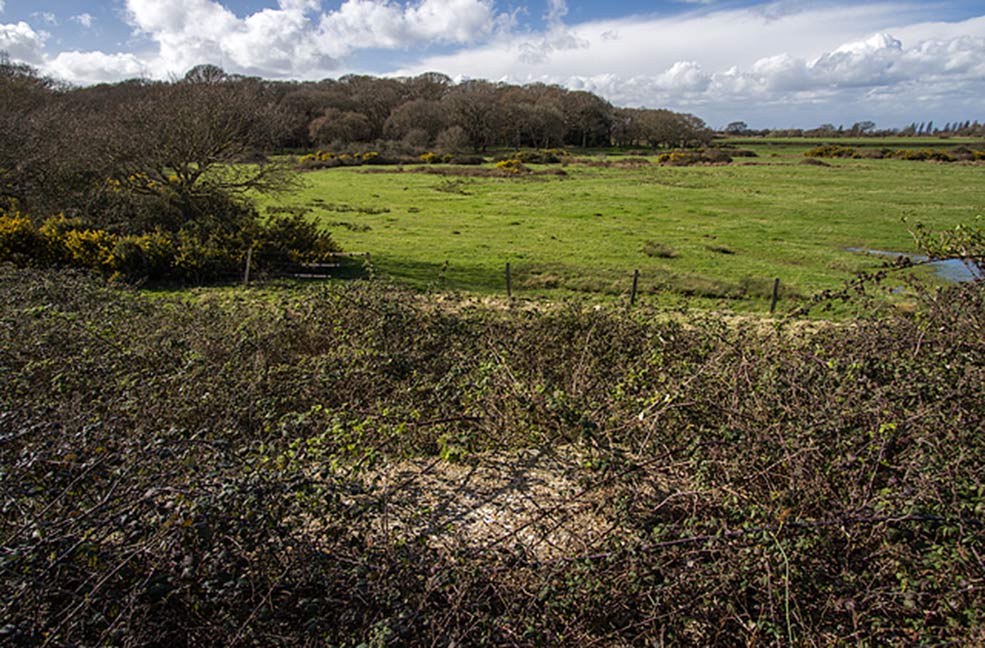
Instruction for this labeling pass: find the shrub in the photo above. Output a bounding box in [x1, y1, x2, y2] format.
[170, 229, 240, 282]
[494, 158, 530, 174]
[657, 151, 715, 166]
[893, 148, 955, 162]
[109, 232, 174, 280]
[60, 228, 118, 270]
[1, 209, 341, 284]
[700, 148, 733, 164]
[498, 149, 569, 165]
[0, 210, 46, 263]
[857, 148, 891, 159]
[254, 213, 341, 264]
[805, 144, 857, 158]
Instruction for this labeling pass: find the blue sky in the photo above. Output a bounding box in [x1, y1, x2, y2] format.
[2, 0, 985, 128]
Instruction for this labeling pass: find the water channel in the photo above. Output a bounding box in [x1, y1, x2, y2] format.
[846, 248, 982, 283]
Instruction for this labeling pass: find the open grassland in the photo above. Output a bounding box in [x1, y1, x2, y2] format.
[259, 140, 985, 311]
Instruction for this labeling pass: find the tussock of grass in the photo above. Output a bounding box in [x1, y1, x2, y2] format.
[705, 243, 736, 255]
[641, 240, 679, 258]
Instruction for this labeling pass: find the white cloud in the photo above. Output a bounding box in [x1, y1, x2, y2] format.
[0, 21, 46, 64]
[7, 0, 505, 84]
[31, 12, 57, 25]
[71, 13, 95, 28]
[45, 51, 147, 84]
[545, 0, 568, 24]
[43, 0, 503, 80]
[0, 1, 5, 14]
[278, 0, 321, 11]
[393, 4, 985, 126]
[2, 0, 983, 127]
[314, 0, 500, 56]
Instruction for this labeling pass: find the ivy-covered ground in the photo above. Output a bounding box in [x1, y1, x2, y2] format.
[1, 266, 983, 645]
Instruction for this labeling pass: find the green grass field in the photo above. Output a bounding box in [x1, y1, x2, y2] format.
[259, 140, 985, 311]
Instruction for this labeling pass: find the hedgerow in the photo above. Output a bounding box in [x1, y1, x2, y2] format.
[1, 266, 982, 645]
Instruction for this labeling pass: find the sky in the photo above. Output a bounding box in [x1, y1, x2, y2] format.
[1, 0, 984, 128]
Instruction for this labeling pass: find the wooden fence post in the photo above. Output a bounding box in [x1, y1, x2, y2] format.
[770, 277, 780, 314]
[243, 246, 253, 286]
[506, 262, 512, 299]
[630, 269, 640, 307]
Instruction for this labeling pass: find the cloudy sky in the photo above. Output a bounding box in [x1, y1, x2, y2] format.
[2, 0, 984, 128]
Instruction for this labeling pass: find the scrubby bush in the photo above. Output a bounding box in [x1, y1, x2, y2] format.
[0, 209, 340, 283]
[415, 151, 455, 164]
[109, 231, 175, 280]
[494, 158, 530, 174]
[496, 149, 569, 165]
[656, 150, 732, 166]
[805, 144, 858, 158]
[892, 148, 955, 162]
[806, 145, 985, 163]
[299, 149, 391, 169]
[0, 210, 46, 263]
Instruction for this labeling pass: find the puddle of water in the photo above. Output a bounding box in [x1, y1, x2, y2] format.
[846, 248, 982, 283]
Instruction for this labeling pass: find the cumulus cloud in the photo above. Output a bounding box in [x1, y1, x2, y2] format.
[2, 0, 983, 126]
[71, 13, 95, 28]
[315, 0, 500, 56]
[395, 4, 985, 126]
[45, 51, 147, 84]
[1, 0, 505, 83]
[114, 0, 503, 78]
[551, 28, 983, 124]
[0, 21, 46, 64]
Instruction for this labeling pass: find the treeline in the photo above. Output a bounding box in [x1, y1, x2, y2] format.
[726, 120, 985, 138]
[1, 57, 716, 219]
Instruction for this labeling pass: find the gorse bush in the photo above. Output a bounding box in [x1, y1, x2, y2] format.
[419, 151, 454, 164]
[496, 148, 569, 164]
[656, 149, 733, 166]
[807, 145, 985, 162]
[298, 149, 388, 169]
[805, 144, 858, 158]
[0, 210, 340, 283]
[494, 158, 530, 174]
[1, 266, 982, 645]
[0, 210, 45, 262]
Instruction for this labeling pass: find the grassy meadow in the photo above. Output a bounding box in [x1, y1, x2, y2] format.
[259, 139, 985, 311]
